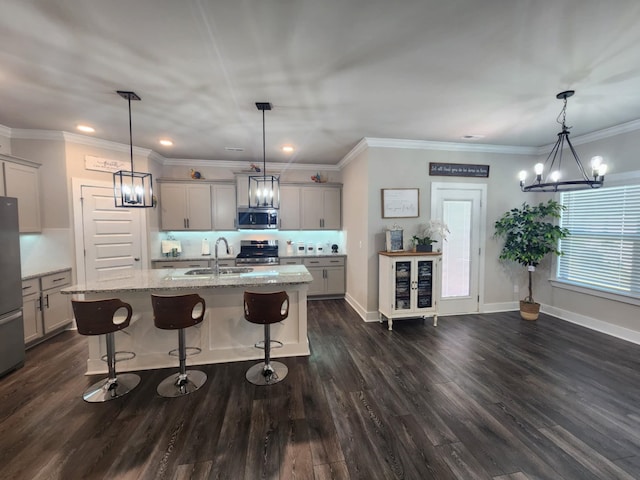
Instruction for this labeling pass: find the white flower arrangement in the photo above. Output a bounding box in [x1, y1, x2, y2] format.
[412, 219, 450, 246]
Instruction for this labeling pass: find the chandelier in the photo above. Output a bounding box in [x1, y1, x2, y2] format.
[113, 90, 153, 208]
[520, 90, 607, 193]
[248, 102, 280, 209]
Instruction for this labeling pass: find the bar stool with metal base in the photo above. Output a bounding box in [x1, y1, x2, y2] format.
[244, 290, 289, 385]
[71, 299, 141, 403]
[151, 293, 207, 397]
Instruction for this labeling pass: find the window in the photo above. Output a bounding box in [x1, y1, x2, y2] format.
[558, 185, 640, 298]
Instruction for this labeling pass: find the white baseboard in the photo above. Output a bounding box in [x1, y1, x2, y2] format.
[542, 304, 640, 346]
[481, 301, 519, 313]
[344, 293, 379, 322]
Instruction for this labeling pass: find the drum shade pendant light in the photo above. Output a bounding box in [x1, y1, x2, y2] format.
[113, 90, 153, 208]
[249, 102, 280, 208]
[520, 90, 607, 192]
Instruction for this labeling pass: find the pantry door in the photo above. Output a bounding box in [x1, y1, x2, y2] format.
[431, 182, 486, 315]
[73, 180, 146, 283]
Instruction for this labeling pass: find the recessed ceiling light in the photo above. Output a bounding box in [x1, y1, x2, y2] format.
[225, 146, 244, 152]
[282, 145, 294, 153]
[159, 139, 173, 146]
[77, 124, 95, 133]
[462, 134, 485, 140]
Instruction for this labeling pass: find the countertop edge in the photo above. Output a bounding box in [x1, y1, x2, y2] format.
[22, 267, 72, 281]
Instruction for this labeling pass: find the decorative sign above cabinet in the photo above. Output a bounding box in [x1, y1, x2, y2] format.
[429, 162, 490, 178]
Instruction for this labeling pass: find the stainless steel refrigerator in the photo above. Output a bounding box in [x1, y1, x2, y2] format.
[0, 197, 25, 377]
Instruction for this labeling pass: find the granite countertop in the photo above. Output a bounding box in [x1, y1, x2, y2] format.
[22, 267, 72, 281]
[151, 254, 346, 262]
[61, 265, 313, 294]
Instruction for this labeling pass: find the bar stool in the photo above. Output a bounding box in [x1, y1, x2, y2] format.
[151, 293, 207, 397]
[71, 299, 141, 403]
[244, 290, 289, 385]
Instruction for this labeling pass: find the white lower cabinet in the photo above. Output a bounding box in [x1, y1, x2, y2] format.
[303, 256, 345, 297]
[22, 269, 73, 346]
[378, 252, 441, 330]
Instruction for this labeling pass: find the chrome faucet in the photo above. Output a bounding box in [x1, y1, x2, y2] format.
[214, 237, 230, 274]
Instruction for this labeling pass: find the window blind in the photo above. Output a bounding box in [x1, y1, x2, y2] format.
[558, 185, 640, 296]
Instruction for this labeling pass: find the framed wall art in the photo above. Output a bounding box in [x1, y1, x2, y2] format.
[381, 188, 419, 218]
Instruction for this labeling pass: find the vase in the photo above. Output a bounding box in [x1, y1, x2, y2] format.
[415, 244, 432, 252]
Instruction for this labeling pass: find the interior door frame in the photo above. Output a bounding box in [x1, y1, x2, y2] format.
[72, 177, 149, 285]
[430, 181, 487, 314]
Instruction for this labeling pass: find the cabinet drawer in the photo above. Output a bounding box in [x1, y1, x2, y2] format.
[41, 270, 72, 290]
[280, 257, 303, 265]
[21, 278, 39, 297]
[303, 256, 345, 267]
[153, 260, 210, 269]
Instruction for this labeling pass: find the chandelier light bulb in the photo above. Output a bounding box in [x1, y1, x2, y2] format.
[550, 171, 561, 182]
[590, 156, 603, 169]
[519, 170, 527, 182]
[534, 163, 544, 175]
[598, 164, 608, 176]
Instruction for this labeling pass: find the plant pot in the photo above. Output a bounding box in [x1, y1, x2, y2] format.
[415, 244, 432, 252]
[519, 300, 540, 321]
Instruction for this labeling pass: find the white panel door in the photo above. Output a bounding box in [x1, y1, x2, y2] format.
[81, 185, 143, 282]
[431, 182, 485, 314]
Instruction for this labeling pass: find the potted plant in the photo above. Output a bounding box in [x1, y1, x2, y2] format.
[412, 220, 449, 252]
[494, 199, 569, 320]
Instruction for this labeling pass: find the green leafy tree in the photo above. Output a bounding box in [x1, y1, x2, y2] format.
[494, 200, 570, 304]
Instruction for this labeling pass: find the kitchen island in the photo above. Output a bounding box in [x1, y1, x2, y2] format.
[61, 265, 312, 375]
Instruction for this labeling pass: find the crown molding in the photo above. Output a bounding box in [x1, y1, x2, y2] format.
[337, 138, 369, 169]
[162, 157, 340, 172]
[11, 128, 65, 141]
[538, 118, 640, 153]
[362, 137, 539, 155]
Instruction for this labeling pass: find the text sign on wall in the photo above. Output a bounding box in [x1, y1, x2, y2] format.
[429, 162, 490, 178]
[85, 155, 130, 173]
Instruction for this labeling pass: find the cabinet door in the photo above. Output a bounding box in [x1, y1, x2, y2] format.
[42, 288, 72, 333]
[279, 185, 300, 230]
[415, 259, 434, 310]
[160, 184, 188, 230]
[306, 266, 325, 296]
[324, 266, 345, 295]
[236, 175, 249, 207]
[23, 293, 42, 344]
[322, 187, 341, 229]
[4, 162, 41, 233]
[212, 184, 236, 230]
[152, 260, 209, 269]
[301, 188, 324, 230]
[394, 260, 412, 311]
[0, 162, 5, 196]
[185, 184, 212, 230]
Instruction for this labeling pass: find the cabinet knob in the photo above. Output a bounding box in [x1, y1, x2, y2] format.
[134, 257, 140, 261]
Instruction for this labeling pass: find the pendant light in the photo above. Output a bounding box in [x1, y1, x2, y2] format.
[248, 102, 280, 209]
[519, 90, 607, 193]
[113, 90, 153, 208]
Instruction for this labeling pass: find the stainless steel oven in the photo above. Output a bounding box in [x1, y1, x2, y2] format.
[235, 240, 279, 266]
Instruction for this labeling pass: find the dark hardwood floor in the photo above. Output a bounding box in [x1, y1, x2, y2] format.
[2, 300, 640, 479]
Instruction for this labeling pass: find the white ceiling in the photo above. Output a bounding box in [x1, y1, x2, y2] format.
[2, 0, 640, 166]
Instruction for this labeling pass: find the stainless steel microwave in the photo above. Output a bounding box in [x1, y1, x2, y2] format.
[236, 207, 279, 229]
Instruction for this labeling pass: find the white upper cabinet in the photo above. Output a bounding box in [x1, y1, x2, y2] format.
[212, 183, 236, 230]
[159, 182, 212, 231]
[301, 185, 341, 230]
[2, 156, 41, 233]
[279, 185, 301, 230]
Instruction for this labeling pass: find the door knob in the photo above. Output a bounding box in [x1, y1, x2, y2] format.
[134, 257, 140, 261]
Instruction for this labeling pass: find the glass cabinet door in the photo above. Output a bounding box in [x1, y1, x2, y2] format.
[394, 261, 411, 310]
[416, 260, 433, 309]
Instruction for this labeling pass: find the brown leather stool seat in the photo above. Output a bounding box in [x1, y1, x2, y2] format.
[151, 293, 207, 397]
[72, 299, 141, 402]
[244, 290, 289, 385]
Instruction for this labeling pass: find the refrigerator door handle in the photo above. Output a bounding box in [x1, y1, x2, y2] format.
[0, 310, 22, 326]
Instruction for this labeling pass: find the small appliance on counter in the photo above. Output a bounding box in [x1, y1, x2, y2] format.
[332, 244, 339, 253]
[296, 242, 306, 256]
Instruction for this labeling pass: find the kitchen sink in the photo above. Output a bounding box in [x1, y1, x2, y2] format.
[183, 267, 254, 276]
